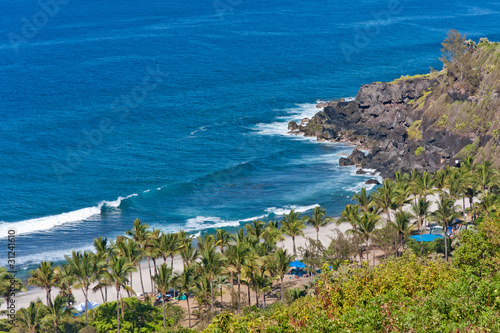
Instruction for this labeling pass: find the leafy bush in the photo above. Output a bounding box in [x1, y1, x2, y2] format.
[415, 146, 425, 156]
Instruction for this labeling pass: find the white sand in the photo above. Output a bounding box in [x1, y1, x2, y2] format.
[2, 223, 351, 312]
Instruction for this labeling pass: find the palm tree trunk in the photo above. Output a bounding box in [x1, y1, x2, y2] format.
[138, 261, 145, 296]
[210, 280, 214, 313]
[117, 288, 121, 333]
[81, 287, 89, 326]
[162, 296, 166, 328]
[316, 229, 319, 242]
[292, 236, 296, 256]
[105, 287, 108, 303]
[170, 255, 174, 271]
[237, 273, 241, 314]
[55, 322, 58, 333]
[220, 286, 223, 313]
[100, 288, 105, 303]
[147, 258, 154, 292]
[280, 276, 284, 302]
[255, 290, 259, 308]
[444, 233, 448, 261]
[187, 297, 191, 328]
[247, 283, 251, 310]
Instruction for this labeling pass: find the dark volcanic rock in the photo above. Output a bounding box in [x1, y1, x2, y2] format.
[356, 169, 367, 174]
[288, 121, 298, 132]
[339, 157, 355, 166]
[365, 179, 381, 185]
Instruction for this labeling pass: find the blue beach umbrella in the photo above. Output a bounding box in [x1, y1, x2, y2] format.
[410, 234, 443, 242]
[289, 260, 306, 268]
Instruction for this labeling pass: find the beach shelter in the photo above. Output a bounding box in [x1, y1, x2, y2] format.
[410, 234, 443, 242]
[289, 260, 306, 268]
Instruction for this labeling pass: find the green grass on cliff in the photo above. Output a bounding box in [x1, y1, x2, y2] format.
[402, 36, 500, 164]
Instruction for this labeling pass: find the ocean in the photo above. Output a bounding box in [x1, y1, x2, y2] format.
[1, 0, 500, 276]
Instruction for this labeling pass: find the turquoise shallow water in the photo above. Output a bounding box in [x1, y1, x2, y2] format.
[1, 0, 500, 274]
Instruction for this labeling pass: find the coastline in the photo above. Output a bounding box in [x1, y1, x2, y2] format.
[2, 223, 352, 312]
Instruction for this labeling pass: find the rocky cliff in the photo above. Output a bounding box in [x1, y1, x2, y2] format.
[290, 39, 500, 178]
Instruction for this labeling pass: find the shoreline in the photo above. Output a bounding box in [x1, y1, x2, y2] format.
[2, 223, 352, 312]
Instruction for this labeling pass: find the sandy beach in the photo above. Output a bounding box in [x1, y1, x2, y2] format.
[2, 222, 351, 313]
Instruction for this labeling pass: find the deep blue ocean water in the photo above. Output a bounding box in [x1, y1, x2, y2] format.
[1, 0, 500, 275]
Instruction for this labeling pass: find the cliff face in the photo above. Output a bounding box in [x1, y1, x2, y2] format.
[294, 40, 500, 177]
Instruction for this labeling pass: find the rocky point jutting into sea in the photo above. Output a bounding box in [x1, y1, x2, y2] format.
[289, 39, 500, 178]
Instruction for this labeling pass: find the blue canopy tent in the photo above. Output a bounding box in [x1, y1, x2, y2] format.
[410, 234, 443, 242]
[289, 260, 306, 268]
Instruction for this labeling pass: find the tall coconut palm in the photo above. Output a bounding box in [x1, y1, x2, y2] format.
[107, 256, 136, 333]
[432, 196, 460, 261]
[338, 204, 360, 230]
[273, 248, 294, 302]
[180, 241, 199, 269]
[245, 220, 267, 240]
[213, 275, 230, 313]
[153, 264, 176, 328]
[0, 267, 26, 307]
[474, 160, 498, 194]
[351, 188, 373, 212]
[415, 171, 434, 200]
[433, 169, 447, 194]
[348, 212, 379, 265]
[14, 301, 46, 333]
[411, 197, 431, 254]
[215, 229, 233, 254]
[126, 218, 149, 297]
[177, 265, 197, 328]
[281, 209, 306, 256]
[43, 295, 74, 333]
[263, 221, 284, 244]
[160, 232, 181, 270]
[304, 206, 334, 241]
[58, 265, 76, 308]
[197, 233, 216, 252]
[226, 242, 252, 313]
[64, 251, 98, 325]
[391, 211, 415, 256]
[27, 261, 60, 308]
[199, 244, 225, 313]
[373, 179, 396, 223]
[117, 238, 140, 298]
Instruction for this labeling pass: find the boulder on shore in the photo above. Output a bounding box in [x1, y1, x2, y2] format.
[365, 179, 381, 185]
[339, 157, 355, 166]
[356, 169, 366, 174]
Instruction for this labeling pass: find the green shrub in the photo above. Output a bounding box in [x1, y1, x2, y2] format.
[415, 146, 425, 156]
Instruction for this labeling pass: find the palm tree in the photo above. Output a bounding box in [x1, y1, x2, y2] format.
[180, 241, 199, 269]
[245, 220, 267, 240]
[348, 212, 379, 265]
[107, 256, 136, 333]
[262, 221, 284, 244]
[64, 251, 98, 325]
[160, 232, 181, 270]
[226, 242, 252, 313]
[146, 228, 162, 290]
[213, 275, 230, 313]
[117, 238, 140, 298]
[415, 171, 434, 200]
[373, 179, 396, 223]
[432, 196, 460, 260]
[474, 160, 498, 194]
[411, 197, 431, 254]
[57, 265, 76, 308]
[153, 264, 176, 328]
[27, 261, 60, 308]
[43, 295, 74, 333]
[304, 207, 334, 241]
[0, 267, 25, 307]
[14, 301, 46, 333]
[177, 265, 197, 328]
[273, 248, 294, 302]
[391, 211, 415, 256]
[281, 209, 306, 256]
[126, 218, 149, 297]
[351, 188, 373, 212]
[215, 229, 233, 254]
[476, 192, 499, 217]
[198, 244, 225, 313]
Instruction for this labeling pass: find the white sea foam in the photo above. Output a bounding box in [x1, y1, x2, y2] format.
[0, 194, 137, 238]
[15, 244, 95, 266]
[265, 204, 319, 216]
